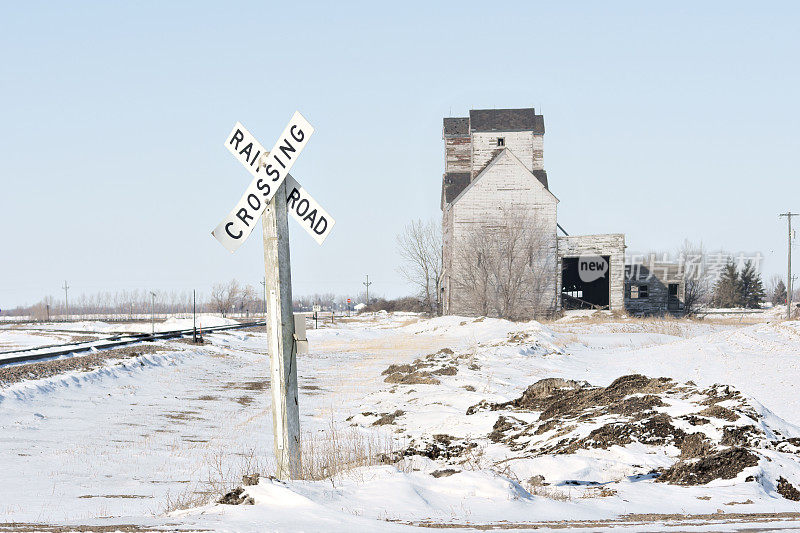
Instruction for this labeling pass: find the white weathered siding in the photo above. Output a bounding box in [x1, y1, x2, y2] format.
[471, 131, 544, 176]
[445, 136, 471, 173]
[624, 260, 685, 316]
[441, 205, 455, 314]
[447, 150, 558, 317]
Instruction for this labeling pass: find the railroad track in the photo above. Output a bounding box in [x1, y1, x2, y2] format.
[0, 321, 265, 366]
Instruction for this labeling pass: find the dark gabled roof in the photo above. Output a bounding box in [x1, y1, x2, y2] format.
[469, 108, 545, 134]
[443, 117, 469, 137]
[441, 171, 471, 207]
[532, 169, 548, 189]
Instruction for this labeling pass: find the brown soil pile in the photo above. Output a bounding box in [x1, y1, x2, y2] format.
[381, 348, 459, 385]
[659, 448, 759, 485]
[373, 410, 405, 426]
[467, 374, 800, 493]
[217, 487, 254, 505]
[399, 434, 478, 462]
[778, 477, 800, 501]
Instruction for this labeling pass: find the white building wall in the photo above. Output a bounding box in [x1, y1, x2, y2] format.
[471, 131, 544, 176]
[445, 150, 558, 317]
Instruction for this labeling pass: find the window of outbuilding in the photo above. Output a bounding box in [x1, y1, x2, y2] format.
[497, 137, 505, 147]
[639, 284, 649, 299]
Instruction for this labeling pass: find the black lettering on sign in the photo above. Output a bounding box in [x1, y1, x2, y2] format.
[236, 208, 253, 227]
[290, 125, 304, 143]
[266, 164, 281, 181]
[225, 222, 243, 239]
[286, 187, 301, 208]
[256, 178, 271, 197]
[279, 139, 296, 161]
[239, 142, 253, 161]
[303, 208, 317, 227]
[274, 155, 286, 169]
[314, 216, 327, 235]
[250, 150, 260, 167]
[230, 129, 244, 149]
[247, 193, 261, 211]
[296, 198, 309, 217]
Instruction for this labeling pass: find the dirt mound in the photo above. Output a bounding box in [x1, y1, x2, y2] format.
[373, 410, 405, 426]
[659, 448, 759, 485]
[467, 374, 800, 493]
[217, 487, 254, 505]
[381, 349, 459, 385]
[778, 477, 800, 501]
[398, 434, 478, 462]
[478, 374, 675, 423]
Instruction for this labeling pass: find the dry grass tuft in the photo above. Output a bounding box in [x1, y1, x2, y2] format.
[160, 423, 402, 513]
[300, 421, 400, 481]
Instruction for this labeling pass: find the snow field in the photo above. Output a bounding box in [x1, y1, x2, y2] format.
[2, 312, 800, 531]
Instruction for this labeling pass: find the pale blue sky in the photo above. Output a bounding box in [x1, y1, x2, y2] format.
[1, 1, 798, 308]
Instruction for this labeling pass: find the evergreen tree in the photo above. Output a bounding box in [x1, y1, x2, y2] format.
[713, 260, 742, 308]
[739, 260, 765, 308]
[772, 279, 788, 306]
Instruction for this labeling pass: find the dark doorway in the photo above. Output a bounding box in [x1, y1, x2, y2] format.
[561, 256, 610, 309]
[668, 283, 680, 311]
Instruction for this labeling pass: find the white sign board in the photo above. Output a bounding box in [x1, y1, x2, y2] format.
[212, 112, 314, 252]
[284, 175, 335, 245]
[312, 305, 321, 313]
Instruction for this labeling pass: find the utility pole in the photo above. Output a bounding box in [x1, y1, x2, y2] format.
[62, 280, 69, 322]
[780, 212, 797, 320]
[363, 274, 372, 304]
[192, 289, 197, 342]
[262, 181, 301, 479]
[150, 291, 156, 335]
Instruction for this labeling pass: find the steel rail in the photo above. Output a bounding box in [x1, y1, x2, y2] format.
[0, 321, 265, 366]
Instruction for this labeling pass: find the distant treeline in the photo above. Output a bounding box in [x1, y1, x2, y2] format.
[3, 280, 379, 320]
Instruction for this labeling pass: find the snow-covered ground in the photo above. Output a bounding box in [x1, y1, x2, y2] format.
[1, 312, 800, 531]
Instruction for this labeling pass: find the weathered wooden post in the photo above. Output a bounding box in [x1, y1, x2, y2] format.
[262, 181, 301, 478]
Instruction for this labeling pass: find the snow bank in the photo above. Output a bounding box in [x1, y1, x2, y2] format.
[401, 315, 557, 345]
[175, 467, 594, 532]
[0, 347, 187, 404]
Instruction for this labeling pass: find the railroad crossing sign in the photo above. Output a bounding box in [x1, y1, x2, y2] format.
[212, 111, 334, 480]
[212, 114, 335, 251]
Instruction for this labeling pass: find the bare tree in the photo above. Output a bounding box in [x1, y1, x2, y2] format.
[396, 218, 442, 315]
[210, 279, 241, 317]
[239, 284, 258, 315]
[452, 209, 555, 320]
[453, 229, 493, 316]
[678, 240, 712, 315]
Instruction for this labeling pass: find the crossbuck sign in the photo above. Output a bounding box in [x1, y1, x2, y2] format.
[211, 111, 333, 480]
[212, 112, 335, 251]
